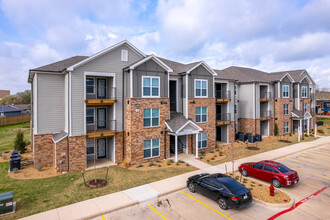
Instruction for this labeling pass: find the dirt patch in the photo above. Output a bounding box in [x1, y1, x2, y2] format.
[8, 164, 61, 179]
[246, 146, 260, 151]
[0, 145, 33, 163]
[86, 179, 107, 189]
[229, 173, 291, 204]
[156, 199, 171, 208]
[197, 149, 227, 164]
[128, 159, 192, 171]
[278, 140, 292, 143]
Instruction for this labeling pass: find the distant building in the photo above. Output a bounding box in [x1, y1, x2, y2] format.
[13, 104, 31, 115]
[0, 90, 10, 99]
[315, 89, 330, 114]
[0, 105, 22, 117]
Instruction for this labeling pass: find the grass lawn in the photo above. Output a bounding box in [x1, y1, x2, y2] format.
[200, 134, 318, 166]
[0, 162, 196, 219]
[316, 117, 330, 136]
[0, 122, 30, 152]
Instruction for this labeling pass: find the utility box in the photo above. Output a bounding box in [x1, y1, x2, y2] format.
[9, 157, 21, 171]
[255, 134, 262, 142]
[0, 191, 15, 215]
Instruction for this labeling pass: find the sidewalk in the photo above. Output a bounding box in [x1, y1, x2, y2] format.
[21, 136, 330, 220]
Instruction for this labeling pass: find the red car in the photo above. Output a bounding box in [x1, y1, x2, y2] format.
[238, 160, 299, 188]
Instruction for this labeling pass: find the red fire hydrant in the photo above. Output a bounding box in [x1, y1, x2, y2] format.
[270, 184, 275, 197]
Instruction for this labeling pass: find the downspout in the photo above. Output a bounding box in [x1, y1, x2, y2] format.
[67, 71, 70, 172]
[164, 130, 166, 159]
[273, 82, 276, 135]
[122, 69, 126, 161]
[255, 82, 257, 135]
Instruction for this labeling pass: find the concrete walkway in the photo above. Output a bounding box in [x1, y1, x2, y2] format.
[21, 136, 330, 220]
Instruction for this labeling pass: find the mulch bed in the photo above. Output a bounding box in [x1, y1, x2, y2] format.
[246, 146, 260, 151]
[86, 179, 107, 189]
[278, 140, 292, 143]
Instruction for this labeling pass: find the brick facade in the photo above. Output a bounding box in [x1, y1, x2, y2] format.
[125, 98, 170, 165]
[68, 135, 86, 171]
[55, 138, 68, 172]
[33, 133, 54, 167]
[115, 132, 124, 164]
[238, 118, 260, 134]
[274, 98, 293, 135]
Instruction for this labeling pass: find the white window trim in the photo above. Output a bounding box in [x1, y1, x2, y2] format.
[283, 104, 289, 115]
[284, 122, 289, 133]
[198, 132, 208, 149]
[301, 86, 307, 98]
[143, 108, 160, 128]
[143, 138, 160, 159]
[86, 77, 95, 95]
[121, 49, 128, 62]
[142, 76, 160, 98]
[194, 79, 208, 98]
[196, 107, 207, 123]
[282, 85, 289, 98]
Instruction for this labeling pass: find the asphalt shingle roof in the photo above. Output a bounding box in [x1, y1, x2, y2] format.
[215, 66, 272, 83]
[31, 56, 88, 72]
[0, 105, 22, 113]
[157, 57, 202, 75]
[165, 113, 190, 132]
[270, 70, 305, 82]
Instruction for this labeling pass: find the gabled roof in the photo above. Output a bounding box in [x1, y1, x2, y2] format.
[215, 66, 271, 83]
[52, 130, 68, 143]
[67, 40, 146, 71]
[186, 61, 217, 76]
[126, 55, 173, 72]
[0, 105, 22, 113]
[30, 56, 88, 72]
[165, 113, 202, 134]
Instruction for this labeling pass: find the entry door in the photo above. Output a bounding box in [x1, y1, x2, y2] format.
[97, 79, 106, 98]
[97, 108, 106, 128]
[170, 81, 177, 112]
[97, 138, 106, 159]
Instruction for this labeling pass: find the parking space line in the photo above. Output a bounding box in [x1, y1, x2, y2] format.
[180, 190, 232, 220]
[299, 154, 330, 161]
[283, 157, 329, 169]
[306, 184, 321, 189]
[310, 150, 330, 157]
[100, 216, 106, 220]
[287, 166, 330, 180]
[147, 204, 167, 220]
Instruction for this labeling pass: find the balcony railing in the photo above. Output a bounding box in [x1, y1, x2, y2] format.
[215, 90, 231, 100]
[216, 113, 231, 121]
[260, 110, 272, 118]
[86, 119, 116, 132]
[260, 92, 272, 100]
[86, 86, 116, 100]
[311, 107, 316, 114]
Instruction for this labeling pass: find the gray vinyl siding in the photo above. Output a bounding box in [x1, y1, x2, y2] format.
[280, 76, 293, 98]
[37, 74, 65, 134]
[33, 75, 37, 132]
[227, 82, 234, 121]
[238, 84, 254, 119]
[132, 59, 168, 98]
[71, 44, 143, 135]
[188, 65, 214, 98]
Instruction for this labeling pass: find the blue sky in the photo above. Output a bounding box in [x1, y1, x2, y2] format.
[1, 0, 330, 93]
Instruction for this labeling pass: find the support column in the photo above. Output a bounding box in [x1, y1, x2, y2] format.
[175, 135, 178, 162]
[307, 119, 310, 136]
[298, 119, 302, 142]
[195, 133, 199, 158]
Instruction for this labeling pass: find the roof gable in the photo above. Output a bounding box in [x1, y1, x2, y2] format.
[280, 73, 294, 83]
[186, 61, 217, 76]
[127, 55, 173, 72]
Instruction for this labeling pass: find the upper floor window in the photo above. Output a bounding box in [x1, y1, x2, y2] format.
[142, 76, 159, 97]
[86, 108, 94, 124]
[282, 85, 289, 98]
[121, 49, 128, 61]
[195, 80, 207, 97]
[196, 107, 207, 123]
[283, 104, 289, 115]
[86, 78, 95, 94]
[234, 85, 237, 96]
[302, 86, 307, 98]
[198, 132, 207, 149]
[284, 122, 289, 133]
[143, 108, 159, 127]
[143, 138, 159, 158]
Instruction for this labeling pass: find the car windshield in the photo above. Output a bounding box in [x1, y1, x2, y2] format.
[277, 165, 291, 173]
[217, 177, 244, 193]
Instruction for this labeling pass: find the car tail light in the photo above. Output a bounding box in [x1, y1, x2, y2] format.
[284, 176, 289, 179]
[231, 197, 240, 201]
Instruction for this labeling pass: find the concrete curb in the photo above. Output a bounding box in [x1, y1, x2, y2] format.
[89, 201, 139, 220]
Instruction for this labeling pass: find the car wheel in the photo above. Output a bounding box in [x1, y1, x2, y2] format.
[241, 169, 249, 177]
[272, 179, 281, 188]
[188, 182, 196, 193]
[218, 198, 228, 210]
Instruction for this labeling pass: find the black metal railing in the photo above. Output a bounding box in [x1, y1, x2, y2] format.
[215, 90, 231, 99]
[216, 113, 231, 121]
[260, 110, 272, 118]
[86, 86, 116, 100]
[86, 119, 116, 132]
[260, 92, 272, 99]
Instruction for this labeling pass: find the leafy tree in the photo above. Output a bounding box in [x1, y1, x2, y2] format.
[0, 90, 31, 105]
[274, 123, 278, 136]
[14, 129, 27, 153]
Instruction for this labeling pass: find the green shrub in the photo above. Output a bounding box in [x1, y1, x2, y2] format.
[176, 162, 180, 166]
[167, 161, 171, 166]
[210, 157, 215, 160]
[258, 184, 262, 186]
[249, 188, 253, 190]
[216, 149, 220, 152]
[157, 164, 162, 167]
[210, 150, 214, 153]
[169, 159, 174, 163]
[318, 129, 324, 134]
[234, 176, 239, 180]
[250, 184, 255, 187]
[200, 156, 203, 159]
[35, 164, 42, 171]
[219, 151, 223, 156]
[156, 160, 161, 163]
[305, 134, 308, 137]
[4, 151, 9, 153]
[186, 163, 190, 167]
[148, 162, 156, 167]
[309, 134, 313, 137]
[200, 151, 206, 156]
[178, 160, 185, 163]
[274, 123, 278, 136]
[14, 129, 27, 153]
[136, 164, 143, 168]
[289, 133, 292, 136]
[207, 159, 210, 163]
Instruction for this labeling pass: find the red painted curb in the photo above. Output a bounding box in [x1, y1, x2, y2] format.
[267, 187, 327, 220]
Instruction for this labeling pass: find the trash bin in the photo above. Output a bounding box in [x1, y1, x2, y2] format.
[0, 191, 13, 215]
[245, 133, 251, 141]
[239, 133, 245, 141]
[11, 151, 21, 155]
[255, 134, 262, 142]
[248, 134, 255, 143]
[10, 154, 21, 159]
[9, 157, 21, 171]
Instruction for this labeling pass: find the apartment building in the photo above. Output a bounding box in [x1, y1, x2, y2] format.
[28, 40, 316, 172]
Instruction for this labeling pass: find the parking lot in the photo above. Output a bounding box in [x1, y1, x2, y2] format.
[94, 145, 330, 220]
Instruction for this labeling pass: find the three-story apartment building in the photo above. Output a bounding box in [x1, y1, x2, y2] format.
[28, 40, 317, 172]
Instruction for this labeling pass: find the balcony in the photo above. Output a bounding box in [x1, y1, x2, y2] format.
[86, 119, 116, 138]
[85, 86, 116, 106]
[216, 90, 231, 103]
[259, 92, 272, 102]
[216, 113, 231, 126]
[260, 110, 272, 121]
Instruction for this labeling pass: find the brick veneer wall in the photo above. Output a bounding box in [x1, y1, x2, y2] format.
[33, 133, 54, 167]
[55, 138, 68, 172]
[228, 122, 235, 143]
[68, 135, 86, 171]
[274, 98, 293, 135]
[188, 98, 216, 151]
[238, 118, 260, 134]
[115, 132, 124, 164]
[125, 98, 170, 165]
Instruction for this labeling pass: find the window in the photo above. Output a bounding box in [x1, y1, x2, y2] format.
[277, 165, 291, 173]
[302, 86, 307, 98]
[283, 104, 289, 115]
[195, 80, 207, 97]
[304, 120, 307, 130]
[86, 139, 94, 155]
[198, 132, 207, 149]
[304, 103, 307, 112]
[284, 121, 289, 133]
[143, 76, 159, 97]
[121, 49, 128, 61]
[196, 107, 207, 123]
[143, 108, 159, 127]
[201, 178, 212, 185]
[143, 138, 159, 158]
[234, 85, 237, 96]
[86, 109, 94, 124]
[86, 78, 94, 94]
[252, 163, 263, 169]
[263, 165, 273, 172]
[234, 104, 237, 114]
[282, 85, 289, 98]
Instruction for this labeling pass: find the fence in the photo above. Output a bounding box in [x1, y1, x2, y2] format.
[0, 115, 31, 126]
